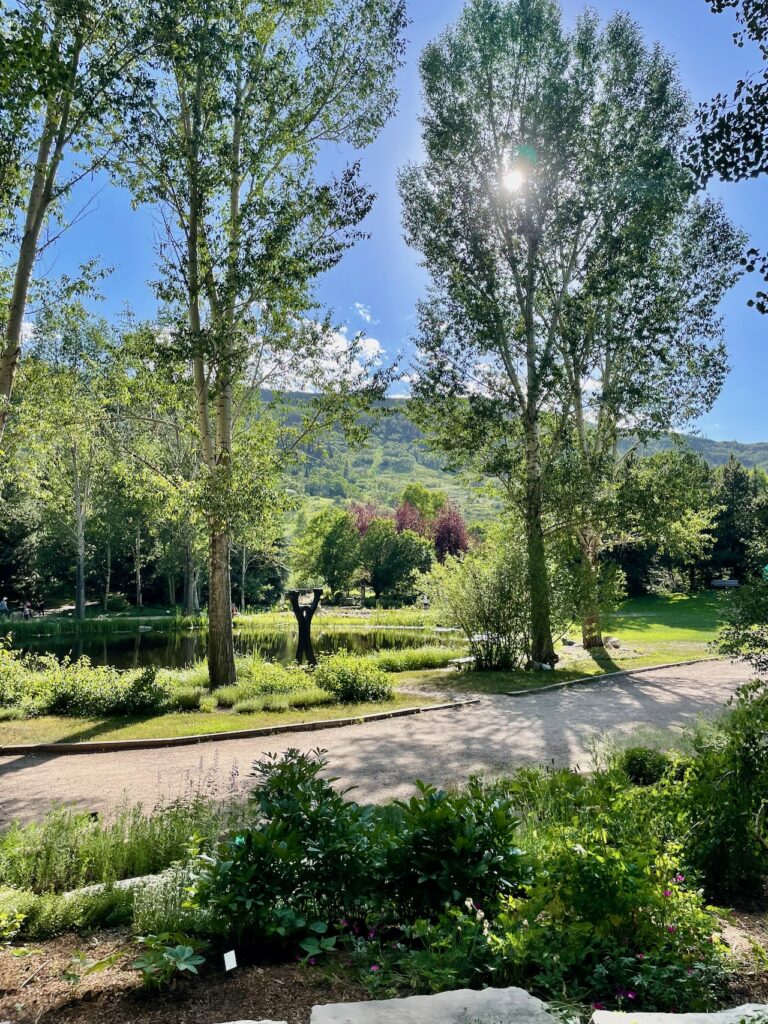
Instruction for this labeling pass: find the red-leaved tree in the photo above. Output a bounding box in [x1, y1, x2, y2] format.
[434, 502, 470, 562]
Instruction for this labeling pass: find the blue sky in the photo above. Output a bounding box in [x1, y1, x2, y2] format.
[47, 0, 766, 442]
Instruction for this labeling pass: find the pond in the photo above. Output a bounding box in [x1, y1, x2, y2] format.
[12, 627, 448, 670]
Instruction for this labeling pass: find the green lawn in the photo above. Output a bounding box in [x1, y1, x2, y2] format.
[0, 693, 439, 746]
[403, 593, 728, 695]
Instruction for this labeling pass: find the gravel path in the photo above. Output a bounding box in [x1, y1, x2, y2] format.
[0, 660, 751, 825]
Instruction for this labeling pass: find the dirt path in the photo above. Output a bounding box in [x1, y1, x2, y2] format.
[0, 660, 752, 825]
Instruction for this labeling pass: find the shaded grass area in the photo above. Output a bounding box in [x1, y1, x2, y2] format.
[0, 693, 438, 746]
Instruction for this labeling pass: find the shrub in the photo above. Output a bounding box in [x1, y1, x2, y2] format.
[198, 695, 218, 713]
[132, 870, 215, 936]
[187, 750, 382, 948]
[676, 679, 768, 897]
[0, 884, 134, 940]
[169, 686, 207, 711]
[233, 697, 266, 714]
[383, 781, 528, 916]
[314, 654, 393, 703]
[617, 746, 671, 786]
[491, 833, 730, 1010]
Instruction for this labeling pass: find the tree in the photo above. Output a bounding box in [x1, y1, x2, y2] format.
[434, 501, 470, 562]
[401, 0, 736, 663]
[400, 483, 447, 521]
[292, 507, 361, 595]
[691, 0, 768, 311]
[124, 0, 406, 687]
[359, 518, 433, 600]
[394, 501, 429, 536]
[12, 302, 116, 619]
[0, 0, 145, 442]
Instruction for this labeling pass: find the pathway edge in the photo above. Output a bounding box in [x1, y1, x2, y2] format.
[0, 699, 480, 756]
[505, 657, 720, 697]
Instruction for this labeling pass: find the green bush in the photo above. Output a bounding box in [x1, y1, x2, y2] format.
[491, 833, 730, 1010]
[168, 686, 207, 711]
[676, 679, 768, 897]
[0, 884, 134, 940]
[187, 750, 383, 949]
[314, 653, 393, 703]
[384, 781, 528, 916]
[617, 746, 671, 786]
[0, 647, 168, 718]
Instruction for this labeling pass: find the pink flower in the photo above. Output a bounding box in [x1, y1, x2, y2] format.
[637, 952, 645, 961]
[592, 1003, 606, 1011]
[368, 929, 376, 939]
[675, 873, 685, 883]
[309, 957, 317, 966]
[370, 964, 380, 973]
[663, 889, 673, 897]
[667, 925, 677, 934]
[627, 991, 637, 1001]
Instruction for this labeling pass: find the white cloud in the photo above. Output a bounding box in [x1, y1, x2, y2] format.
[354, 302, 379, 325]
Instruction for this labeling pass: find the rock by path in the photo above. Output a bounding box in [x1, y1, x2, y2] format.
[0, 660, 751, 826]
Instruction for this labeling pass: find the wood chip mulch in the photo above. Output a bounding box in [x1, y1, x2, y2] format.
[0, 929, 368, 1024]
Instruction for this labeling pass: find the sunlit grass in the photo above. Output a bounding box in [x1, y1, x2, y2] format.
[0, 693, 440, 746]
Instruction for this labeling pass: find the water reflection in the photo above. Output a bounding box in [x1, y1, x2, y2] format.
[14, 627, 445, 670]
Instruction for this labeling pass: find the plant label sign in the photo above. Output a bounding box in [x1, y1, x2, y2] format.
[223, 950, 237, 972]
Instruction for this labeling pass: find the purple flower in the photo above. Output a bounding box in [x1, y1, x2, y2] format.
[370, 964, 380, 973]
[309, 957, 317, 966]
[667, 925, 677, 934]
[637, 952, 645, 961]
[340, 918, 349, 928]
[675, 873, 685, 883]
[663, 889, 673, 897]
[627, 991, 637, 1001]
[368, 929, 376, 939]
[592, 1003, 606, 1011]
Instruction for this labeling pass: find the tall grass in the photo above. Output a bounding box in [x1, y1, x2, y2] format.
[0, 795, 249, 894]
[370, 644, 466, 672]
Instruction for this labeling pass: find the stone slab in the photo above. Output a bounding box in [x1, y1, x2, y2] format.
[216, 1020, 287, 1024]
[310, 986, 557, 1024]
[593, 1005, 768, 1024]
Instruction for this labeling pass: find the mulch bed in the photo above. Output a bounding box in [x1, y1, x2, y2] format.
[0, 930, 368, 1024]
[2, 907, 767, 1023]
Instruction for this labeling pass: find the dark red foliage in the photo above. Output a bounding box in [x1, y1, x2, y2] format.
[394, 501, 430, 537]
[434, 501, 470, 562]
[349, 501, 388, 536]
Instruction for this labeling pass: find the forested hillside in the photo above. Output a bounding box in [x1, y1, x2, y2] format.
[287, 397, 768, 519]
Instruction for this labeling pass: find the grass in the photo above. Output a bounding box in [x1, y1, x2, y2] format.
[401, 593, 726, 695]
[0, 692, 438, 745]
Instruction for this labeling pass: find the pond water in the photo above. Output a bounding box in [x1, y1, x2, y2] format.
[13, 627, 447, 670]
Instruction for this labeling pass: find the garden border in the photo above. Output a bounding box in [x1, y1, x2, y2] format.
[0, 698, 480, 756]
[505, 657, 720, 697]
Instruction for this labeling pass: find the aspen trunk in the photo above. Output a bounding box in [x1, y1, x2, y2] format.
[134, 524, 142, 608]
[183, 541, 197, 616]
[578, 530, 604, 649]
[207, 528, 236, 687]
[102, 538, 111, 612]
[75, 485, 86, 622]
[240, 544, 247, 612]
[524, 418, 556, 666]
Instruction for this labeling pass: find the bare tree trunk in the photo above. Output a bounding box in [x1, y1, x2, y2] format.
[167, 574, 176, 606]
[102, 538, 111, 612]
[183, 541, 197, 616]
[578, 529, 604, 649]
[208, 528, 235, 686]
[134, 524, 142, 608]
[240, 543, 248, 612]
[524, 417, 556, 666]
[74, 472, 86, 622]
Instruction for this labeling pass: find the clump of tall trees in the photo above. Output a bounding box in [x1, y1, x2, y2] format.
[402, 0, 744, 661]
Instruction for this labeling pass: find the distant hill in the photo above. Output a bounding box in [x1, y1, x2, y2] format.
[283, 396, 768, 520]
